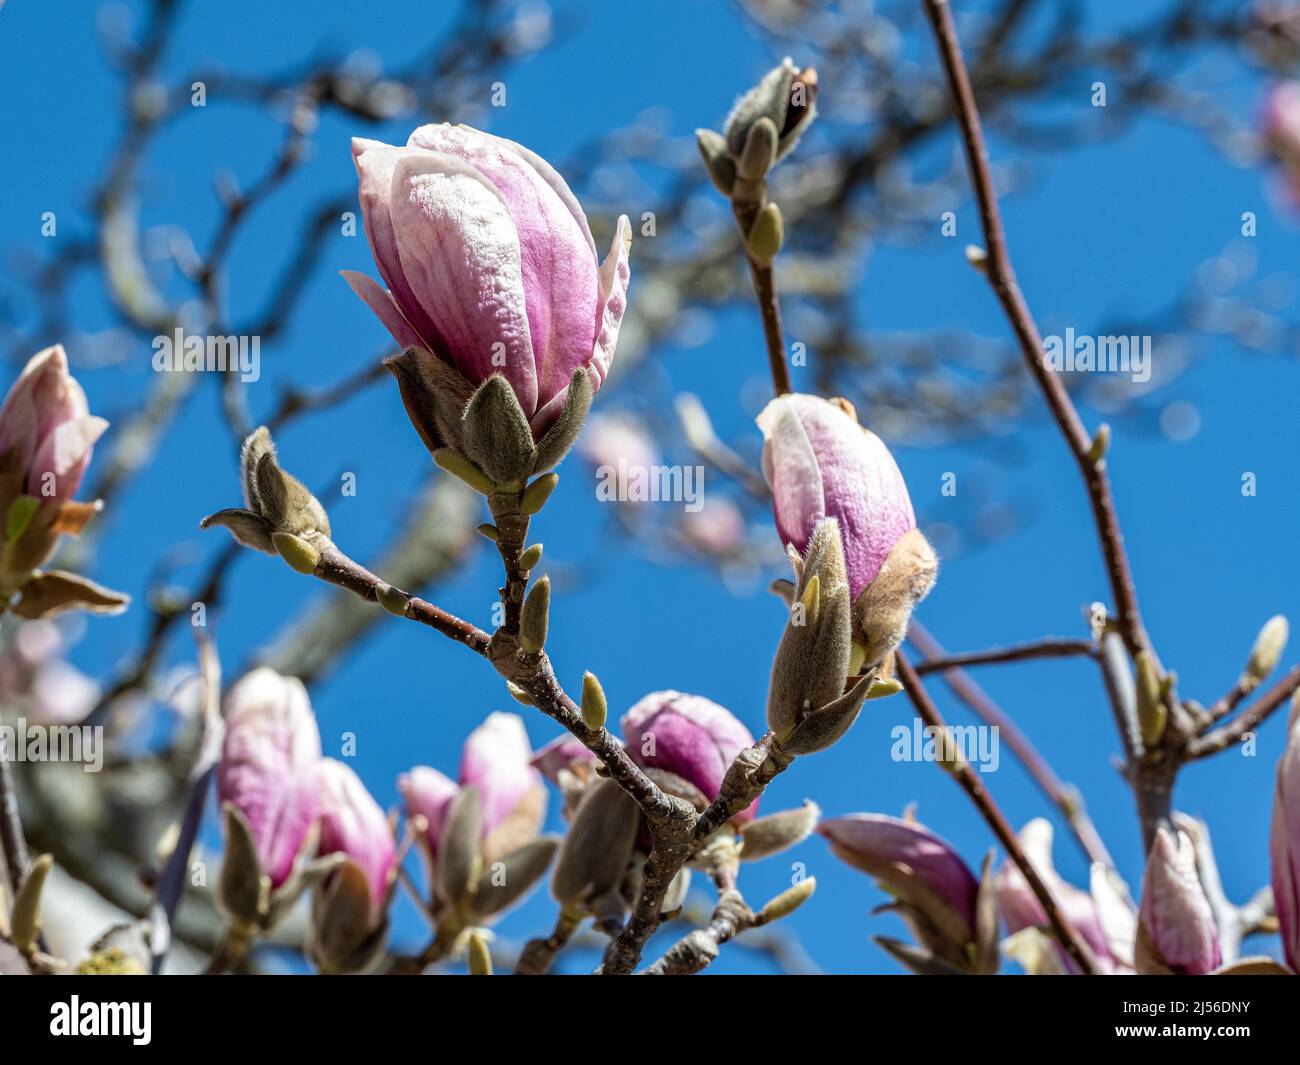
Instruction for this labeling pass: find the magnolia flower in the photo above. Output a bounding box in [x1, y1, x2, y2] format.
[1265, 82, 1300, 202]
[1271, 694, 1300, 971]
[757, 393, 935, 670]
[0, 346, 126, 618]
[578, 411, 659, 477]
[681, 498, 746, 557]
[1136, 828, 1221, 975]
[0, 620, 98, 725]
[316, 758, 397, 914]
[819, 813, 981, 970]
[217, 667, 322, 889]
[399, 712, 550, 921]
[0, 344, 106, 506]
[347, 124, 632, 482]
[621, 690, 757, 824]
[530, 734, 598, 787]
[996, 819, 1119, 975]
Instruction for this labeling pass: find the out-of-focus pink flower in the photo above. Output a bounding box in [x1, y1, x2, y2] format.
[0, 345, 107, 504]
[757, 393, 915, 602]
[578, 412, 659, 476]
[1271, 695, 1300, 971]
[530, 734, 598, 787]
[401, 711, 547, 876]
[217, 667, 321, 888]
[316, 758, 396, 916]
[31, 661, 99, 725]
[996, 819, 1119, 975]
[460, 712, 544, 838]
[1137, 828, 1221, 975]
[681, 497, 746, 556]
[819, 813, 979, 941]
[398, 765, 458, 857]
[1264, 81, 1300, 204]
[345, 124, 630, 436]
[621, 690, 757, 824]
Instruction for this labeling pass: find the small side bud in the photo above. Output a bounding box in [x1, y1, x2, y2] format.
[375, 582, 409, 618]
[521, 473, 560, 515]
[518, 543, 544, 572]
[581, 671, 607, 731]
[746, 202, 784, 265]
[520, 576, 551, 654]
[477, 523, 500, 542]
[865, 677, 903, 700]
[964, 244, 988, 271]
[433, 448, 495, 494]
[11, 854, 53, 952]
[759, 877, 816, 923]
[272, 531, 320, 575]
[737, 116, 779, 182]
[696, 128, 737, 196]
[1087, 424, 1111, 466]
[1245, 616, 1288, 687]
[467, 931, 493, 975]
[506, 681, 535, 706]
[1135, 651, 1166, 748]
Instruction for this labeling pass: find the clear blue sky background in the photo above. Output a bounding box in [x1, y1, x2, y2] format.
[2, 1, 1297, 973]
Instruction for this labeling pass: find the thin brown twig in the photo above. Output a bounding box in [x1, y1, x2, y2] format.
[1188, 665, 1300, 760]
[908, 620, 1114, 869]
[920, 0, 1149, 665]
[912, 634, 1097, 675]
[895, 651, 1097, 974]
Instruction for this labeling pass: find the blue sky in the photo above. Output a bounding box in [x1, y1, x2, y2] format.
[2, 1, 1297, 973]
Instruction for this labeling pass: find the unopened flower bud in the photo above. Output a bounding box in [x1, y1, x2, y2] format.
[1246, 615, 1288, 687]
[622, 691, 758, 825]
[551, 778, 640, 913]
[10, 853, 53, 953]
[722, 58, 818, 169]
[740, 801, 820, 862]
[757, 394, 935, 673]
[202, 426, 330, 557]
[350, 125, 630, 471]
[581, 671, 607, 731]
[758, 876, 816, 923]
[1135, 828, 1220, 975]
[1269, 692, 1300, 971]
[520, 575, 551, 653]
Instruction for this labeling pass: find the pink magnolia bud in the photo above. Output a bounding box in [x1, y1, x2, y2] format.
[398, 764, 458, 858]
[996, 819, 1118, 974]
[1136, 827, 1221, 975]
[757, 393, 916, 602]
[818, 813, 979, 944]
[530, 734, 598, 787]
[217, 667, 321, 888]
[345, 124, 631, 436]
[0, 345, 107, 504]
[621, 690, 757, 824]
[1271, 696, 1300, 971]
[316, 758, 396, 915]
[460, 711, 546, 842]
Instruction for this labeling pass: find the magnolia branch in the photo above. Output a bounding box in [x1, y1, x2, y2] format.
[908, 621, 1114, 869]
[912, 634, 1097, 675]
[920, 0, 1150, 666]
[895, 652, 1098, 974]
